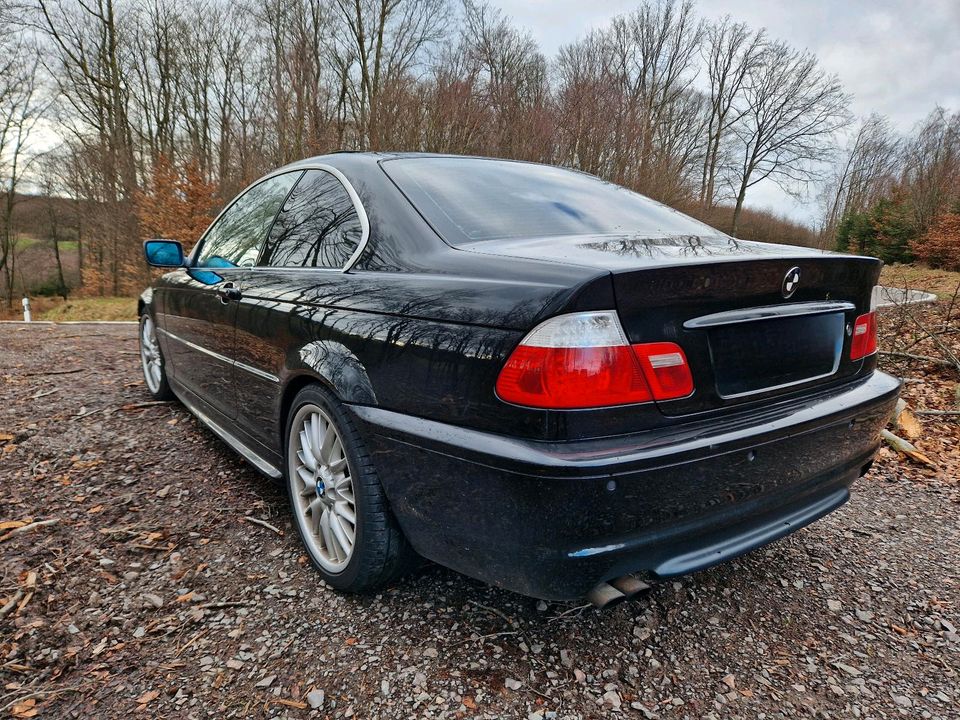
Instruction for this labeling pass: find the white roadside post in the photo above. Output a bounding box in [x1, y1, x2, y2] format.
[22, 296, 31, 322]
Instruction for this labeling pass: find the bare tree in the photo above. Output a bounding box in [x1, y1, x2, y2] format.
[819, 114, 900, 245]
[901, 107, 960, 234]
[462, 0, 551, 161]
[332, 0, 449, 149]
[34, 0, 141, 293]
[698, 16, 764, 208]
[0, 42, 46, 306]
[728, 41, 850, 236]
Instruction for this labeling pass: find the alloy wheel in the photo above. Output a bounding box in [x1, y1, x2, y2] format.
[140, 316, 163, 394]
[289, 404, 357, 572]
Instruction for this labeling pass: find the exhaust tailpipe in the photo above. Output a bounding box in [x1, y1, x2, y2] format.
[610, 574, 651, 598]
[585, 582, 626, 609]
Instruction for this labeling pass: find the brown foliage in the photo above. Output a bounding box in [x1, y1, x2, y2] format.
[913, 212, 960, 270]
[135, 155, 218, 251]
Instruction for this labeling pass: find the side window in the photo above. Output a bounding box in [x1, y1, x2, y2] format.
[196, 172, 301, 268]
[261, 169, 363, 269]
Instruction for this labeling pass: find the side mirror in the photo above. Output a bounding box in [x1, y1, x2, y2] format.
[144, 239, 186, 268]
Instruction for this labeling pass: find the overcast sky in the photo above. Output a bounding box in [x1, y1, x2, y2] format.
[498, 0, 960, 222]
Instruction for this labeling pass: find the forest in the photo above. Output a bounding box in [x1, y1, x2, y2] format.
[0, 0, 958, 304]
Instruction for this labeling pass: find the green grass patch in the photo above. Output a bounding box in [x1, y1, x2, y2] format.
[38, 296, 138, 322]
[14, 235, 41, 249]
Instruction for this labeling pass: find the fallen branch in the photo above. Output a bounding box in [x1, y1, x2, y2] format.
[914, 409, 960, 417]
[880, 429, 937, 468]
[243, 516, 282, 535]
[0, 590, 24, 620]
[75, 407, 105, 419]
[879, 351, 956, 368]
[0, 519, 59, 543]
[22, 368, 83, 377]
[197, 600, 247, 610]
[120, 401, 174, 411]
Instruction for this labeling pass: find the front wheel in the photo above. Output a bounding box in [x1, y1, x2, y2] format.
[139, 313, 173, 400]
[285, 384, 414, 591]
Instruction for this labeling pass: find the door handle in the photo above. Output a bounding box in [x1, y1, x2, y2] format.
[218, 283, 242, 303]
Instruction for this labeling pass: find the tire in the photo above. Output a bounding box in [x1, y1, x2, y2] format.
[139, 313, 173, 400]
[285, 383, 414, 592]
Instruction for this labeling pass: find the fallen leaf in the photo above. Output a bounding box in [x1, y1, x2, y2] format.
[0, 520, 30, 531]
[273, 699, 307, 709]
[463, 697, 478, 710]
[10, 698, 38, 717]
[88, 505, 105, 514]
[0, 432, 15, 442]
[136, 690, 160, 705]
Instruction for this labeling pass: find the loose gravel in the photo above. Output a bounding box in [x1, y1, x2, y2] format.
[1, 323, 958, 719]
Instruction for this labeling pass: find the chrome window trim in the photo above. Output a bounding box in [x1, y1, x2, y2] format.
[191, 163, 370, 274]
[159, 327, 280, 384]
[190, 169, 305, 269]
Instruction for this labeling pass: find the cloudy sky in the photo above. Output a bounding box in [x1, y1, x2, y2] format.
[499, 0, 960, 222]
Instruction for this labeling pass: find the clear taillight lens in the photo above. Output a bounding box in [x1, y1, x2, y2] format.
[495, 311, 694, 409]
[850, 311, 878, 360]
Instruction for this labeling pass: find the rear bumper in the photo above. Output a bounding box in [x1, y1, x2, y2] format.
[350, 371, 900, 600]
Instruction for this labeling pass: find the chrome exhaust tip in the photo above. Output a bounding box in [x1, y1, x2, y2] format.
[610, 574, 651, 598]
[585, 582, 627, 609]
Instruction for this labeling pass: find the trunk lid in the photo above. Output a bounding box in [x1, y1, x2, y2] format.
[609, 252, 880, 415]
[462, 233, 881, 415]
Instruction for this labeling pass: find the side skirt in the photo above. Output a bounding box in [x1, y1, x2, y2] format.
[169, 378, 283, 480]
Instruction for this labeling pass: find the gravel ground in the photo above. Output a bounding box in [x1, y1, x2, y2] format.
[1, 322, 958, 719]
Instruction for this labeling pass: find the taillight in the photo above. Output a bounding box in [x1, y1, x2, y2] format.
[632, 342, 695, 399]
[495, 311, 694, 409]
[850, 311, 877, 360]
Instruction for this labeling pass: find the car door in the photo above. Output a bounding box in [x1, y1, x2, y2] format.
[161, 171, 302, 422]
[232, 168, 366, 452]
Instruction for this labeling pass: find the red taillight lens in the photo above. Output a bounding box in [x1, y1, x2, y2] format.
[632, 342, 694, 399]
[496, 344, 653, 409]
[850, 311, 877, 360]
[495, 312, 694, 409]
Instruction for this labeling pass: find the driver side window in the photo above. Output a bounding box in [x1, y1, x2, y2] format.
[196, 172, 301, 268]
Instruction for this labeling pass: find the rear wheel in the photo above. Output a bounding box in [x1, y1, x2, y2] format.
[139, 313, 173, 400]
[285, 384, 414, 591]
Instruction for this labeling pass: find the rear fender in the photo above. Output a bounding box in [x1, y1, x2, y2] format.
[289, 340, 377, 405]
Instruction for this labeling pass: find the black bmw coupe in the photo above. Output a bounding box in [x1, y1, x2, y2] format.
[139, 153, 899, 606]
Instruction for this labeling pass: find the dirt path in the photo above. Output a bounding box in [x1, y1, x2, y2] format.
[1, 323, 957, 719]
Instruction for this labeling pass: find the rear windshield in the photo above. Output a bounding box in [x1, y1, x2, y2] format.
[382, 157, 718, 245]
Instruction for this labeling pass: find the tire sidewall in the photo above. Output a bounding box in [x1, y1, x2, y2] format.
[284, 385, 368, 590]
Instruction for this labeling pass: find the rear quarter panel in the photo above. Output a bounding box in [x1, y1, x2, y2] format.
[231, 267, 591, 457]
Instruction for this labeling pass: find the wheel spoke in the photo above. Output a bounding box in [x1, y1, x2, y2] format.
[319, 423, 337, 464]
[333, 500, 355, 526]
[334, 476, 353, 502]
[308, 497, 324, 534]
[328, 456, 347, 474]
[311, 415, 324, 462]
[329, 512, 351, 559]
[296, 465, 314, 488]
[298, 430, 316, 470]
[318, 507, 337, 559]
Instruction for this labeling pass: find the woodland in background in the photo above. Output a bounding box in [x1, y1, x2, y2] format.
[0, 0, 958, 305]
